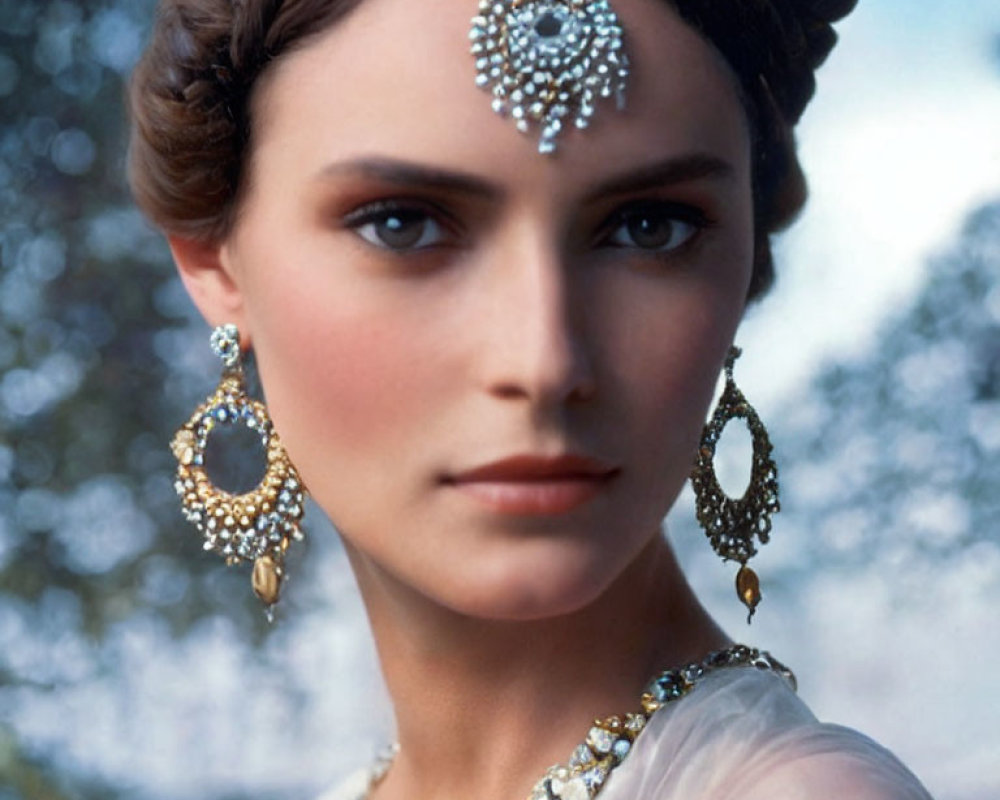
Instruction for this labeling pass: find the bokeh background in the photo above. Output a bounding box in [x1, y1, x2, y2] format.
[1, 1, 998, 798]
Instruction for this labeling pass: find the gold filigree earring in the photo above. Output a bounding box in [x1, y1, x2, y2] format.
[170, 324, 305, 619]
[691, 347, 779, 623]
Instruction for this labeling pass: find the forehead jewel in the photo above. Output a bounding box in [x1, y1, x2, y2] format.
[470, 0, 630, 155]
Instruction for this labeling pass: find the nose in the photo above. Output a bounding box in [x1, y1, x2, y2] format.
[476, 229, 597, 407]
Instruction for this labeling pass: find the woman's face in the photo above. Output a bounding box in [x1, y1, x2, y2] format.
[208, 0, 754, 619]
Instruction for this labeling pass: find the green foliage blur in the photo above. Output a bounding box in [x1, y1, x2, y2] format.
[0, 3, 291, 796]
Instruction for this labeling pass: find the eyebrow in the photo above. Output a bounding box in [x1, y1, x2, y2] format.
[584, 153, 735, 201]
[315, 157, 504, 200]
[314, 151, 734, 202]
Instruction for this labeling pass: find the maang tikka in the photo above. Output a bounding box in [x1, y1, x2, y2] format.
[690, 347, 779, 623]
[470, 0, 630, 154]
[171, 325, 306, 619]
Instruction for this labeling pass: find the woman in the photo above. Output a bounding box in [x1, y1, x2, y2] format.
[128, 0, 933, 798]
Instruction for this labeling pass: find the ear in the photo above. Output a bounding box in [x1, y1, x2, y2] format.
[168, 236, 252, 347]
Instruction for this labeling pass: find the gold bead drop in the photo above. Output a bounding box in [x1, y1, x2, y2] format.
[736, 565, 762, 623]
[252, 554, 281, 608]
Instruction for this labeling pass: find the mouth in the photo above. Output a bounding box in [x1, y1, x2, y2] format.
[443, 454, 620, 515]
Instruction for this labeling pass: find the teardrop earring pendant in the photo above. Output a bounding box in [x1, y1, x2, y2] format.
[170, 324, 306, 619]
[690, 347, 779, 622]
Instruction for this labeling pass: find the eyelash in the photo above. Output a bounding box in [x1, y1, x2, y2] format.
[598, 200, 711, 254]
[342, 199, 456, 252]
[341, 198, 712, 255]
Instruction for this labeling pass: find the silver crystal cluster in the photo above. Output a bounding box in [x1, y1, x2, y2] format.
[470, 0, 629, 154]
[530, 714, 645, 800]
[210, 323, 241, 370]
[525, 646, 795, 800]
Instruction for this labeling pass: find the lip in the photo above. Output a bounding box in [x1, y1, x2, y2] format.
[444, 454, 620, 515]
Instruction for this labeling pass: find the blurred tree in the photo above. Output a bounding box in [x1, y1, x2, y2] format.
[0, 0, 286, 635]
[0, 3, 291, 797]
[776, 200, 999, 575]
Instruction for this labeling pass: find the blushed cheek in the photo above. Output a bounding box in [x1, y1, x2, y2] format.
[248, 295, 432, 482]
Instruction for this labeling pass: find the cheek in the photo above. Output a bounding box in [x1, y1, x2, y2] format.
[621, 317, 728, 457]
[600, 257, 751, 459]
[241, 274, 439, 477]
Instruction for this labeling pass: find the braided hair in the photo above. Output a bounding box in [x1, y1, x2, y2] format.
[129, 0, 358, 240]
[128, 0, 857, 299]
[671, 0, 858, 296]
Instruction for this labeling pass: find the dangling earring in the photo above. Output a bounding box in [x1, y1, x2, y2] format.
[170, 324, 306, 619]
[690, 346, 779, 623]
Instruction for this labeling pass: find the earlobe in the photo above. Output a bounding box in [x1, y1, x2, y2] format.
[168, 235, 251, 345]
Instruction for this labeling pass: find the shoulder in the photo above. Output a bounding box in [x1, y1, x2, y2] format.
[602, 666, 933, 800]
[734, 720, 935, 800]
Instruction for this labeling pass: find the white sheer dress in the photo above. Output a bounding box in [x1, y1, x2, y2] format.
[321, 667, 932, 800]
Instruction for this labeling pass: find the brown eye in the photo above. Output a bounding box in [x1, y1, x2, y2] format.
[605, 202, 703, 252]
[346, 204, 447, 251]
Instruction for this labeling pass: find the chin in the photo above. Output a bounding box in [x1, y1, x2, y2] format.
[431, 542, 632, 622]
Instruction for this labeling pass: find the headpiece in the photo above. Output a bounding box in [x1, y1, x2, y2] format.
[470, 0, 630, 154]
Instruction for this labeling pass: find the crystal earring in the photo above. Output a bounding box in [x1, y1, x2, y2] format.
[171, 324, 306, 618]
[690, 347, 779, 623]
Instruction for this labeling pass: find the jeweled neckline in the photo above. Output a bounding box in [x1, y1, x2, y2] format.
[363, 644, 794, 800]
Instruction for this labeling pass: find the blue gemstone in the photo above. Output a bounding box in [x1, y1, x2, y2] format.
[535, 12, 562, 37]
[655, 672, 686, 700]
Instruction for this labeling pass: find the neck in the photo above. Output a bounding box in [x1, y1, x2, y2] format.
[347, 532, 729, 800]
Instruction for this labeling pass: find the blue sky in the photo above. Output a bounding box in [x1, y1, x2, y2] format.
[740, 1, 1000, 407]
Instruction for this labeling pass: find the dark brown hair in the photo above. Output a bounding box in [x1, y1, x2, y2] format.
[128, 0, 857, 299]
